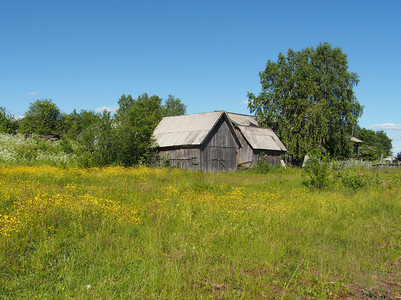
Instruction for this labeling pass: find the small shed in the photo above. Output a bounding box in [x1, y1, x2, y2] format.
[153, 111, 242, 173]
[350, 136, 363, 158]
[227, 113, 287, 167]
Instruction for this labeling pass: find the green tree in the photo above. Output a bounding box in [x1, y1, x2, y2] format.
[162, 95, 187, 117]
[116, 94, 135, 115]
[115, 93, 186, 165]
[79, 93, 187, 167]
[0, 107, 17, 134]
[375, 130, 392, 157]
[61, 109, 102, 140]
[248, 43, 363, 164]
[19, 99, 62, 135]
[116, 93, 163, 166]
[355, 128, 377, 146]
[358, 144, 378, 161]
[355, 128, 392, 160]
[77, 111, 118, 167]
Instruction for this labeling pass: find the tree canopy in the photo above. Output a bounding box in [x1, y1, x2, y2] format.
[355, 128, 392, 160]
[117, 93, 186, 119]
[115, 93, 186, 165]
[2, 92, 186, 167]
[248, 43, 363, 164]
[61, 109, 102, 140]
[0, 107, 17, 134]
[19, 99, 62, 135]
[162, 95, 187, 117]
[78, 93, 186, 167]
[116, 93, 164, 166]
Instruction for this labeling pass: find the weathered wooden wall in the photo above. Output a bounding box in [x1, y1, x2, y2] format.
[156, 117, 238, 172]
[235, 128, 254, 166]
[157, 148, 201, 171]
[156, 115, 285, 172]
[200, 117, 238, 173]
[254, 150, 283, 166]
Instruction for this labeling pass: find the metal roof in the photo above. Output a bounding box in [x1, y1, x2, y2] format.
[238, 126, 287, 151]
[226, 112, 258, 127]
[153, 111, 286, 151]
[227, 112, 287, 152]
[350, 136, 363, 143]
[153, 111, 233, 147]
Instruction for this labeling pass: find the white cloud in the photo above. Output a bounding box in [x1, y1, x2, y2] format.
[28, 91, 38, 95]
[94, 106, 118, 113]
[369, 123, 401, 130]
[392, 136, 401, 141]
[239, 100, 249, 105]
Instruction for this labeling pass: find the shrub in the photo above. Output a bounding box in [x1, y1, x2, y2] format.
[59, 139, 74, 154]
[336, 169, 367, 191]
[304, 149, 331, 189]
[253, 153, 270, 173]
[0, 134, 77, 166]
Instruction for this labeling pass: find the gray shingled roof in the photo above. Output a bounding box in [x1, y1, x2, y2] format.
[153, 111, 240, 148]
[227, 112, 287, 152]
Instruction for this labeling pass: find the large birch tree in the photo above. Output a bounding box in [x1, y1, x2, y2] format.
[248, 43, 363, 164]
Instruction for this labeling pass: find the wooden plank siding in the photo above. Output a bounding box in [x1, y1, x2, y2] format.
[235, 127, 254, 166]
[157, 148, 201, 171]
[156, 116, 239, 173]
[254, 150, 283, 166]
[200, 117, 238, 173]
[153, 111, 286, 172]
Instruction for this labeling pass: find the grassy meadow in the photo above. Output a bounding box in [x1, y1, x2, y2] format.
[1, 165, 400, 299]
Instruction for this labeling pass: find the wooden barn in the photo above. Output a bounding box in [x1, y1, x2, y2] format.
[227, 112, 287, 167]
[153, 111, 242, 173]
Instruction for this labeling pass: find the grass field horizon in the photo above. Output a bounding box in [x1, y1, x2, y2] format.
[1, 164, 400, 298]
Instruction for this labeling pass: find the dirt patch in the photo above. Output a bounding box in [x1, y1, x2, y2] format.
[339, 262, 401, 299]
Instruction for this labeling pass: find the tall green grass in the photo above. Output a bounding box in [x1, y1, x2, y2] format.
[1, 165, 400, 298]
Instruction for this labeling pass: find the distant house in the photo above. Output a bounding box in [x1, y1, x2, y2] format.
[227, 113, 287, 167]
[350, 136, 363, 157]
[153, 111, 287, 172]
[384, 155, 396, 163]
[153, 111, 242, 172]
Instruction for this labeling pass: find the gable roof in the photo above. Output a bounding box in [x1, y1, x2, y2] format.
[350, 136, 363, 143]
[153, 111, 241, 148]
[227, 112, 287, 152]
[227, 112, 258, 127]
[238, 126, 287, 151]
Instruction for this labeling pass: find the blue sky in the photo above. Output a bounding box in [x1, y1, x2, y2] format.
[1, 0, 400, 153]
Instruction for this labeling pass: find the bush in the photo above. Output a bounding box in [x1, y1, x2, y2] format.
[254, 153, 270, 173]
[336, 169, 367, 191]
[59, 139, 74, 154]
[0, 134, 77, 166]
[304, 149, 331, 189]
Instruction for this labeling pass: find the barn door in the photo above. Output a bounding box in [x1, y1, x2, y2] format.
[212, 158, 227, 172]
